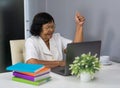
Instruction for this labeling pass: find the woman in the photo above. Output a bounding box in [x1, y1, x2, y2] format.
[25, 12, 85, 68]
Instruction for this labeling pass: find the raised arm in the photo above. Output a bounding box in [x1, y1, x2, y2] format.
[73, 12, 85, 43]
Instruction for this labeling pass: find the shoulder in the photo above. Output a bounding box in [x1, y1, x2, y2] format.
[26, 36, 39, 44]
[52, 33, 62, 39]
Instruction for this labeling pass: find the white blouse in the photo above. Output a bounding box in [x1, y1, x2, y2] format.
[25, 33, 72, 62]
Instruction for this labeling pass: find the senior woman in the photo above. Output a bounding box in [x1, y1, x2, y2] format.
[25, 12, 85, 68]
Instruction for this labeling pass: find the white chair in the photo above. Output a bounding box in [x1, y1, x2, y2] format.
[9, 39, 25, 65]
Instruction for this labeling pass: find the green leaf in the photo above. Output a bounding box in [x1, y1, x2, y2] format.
[69, 52, 101, 77]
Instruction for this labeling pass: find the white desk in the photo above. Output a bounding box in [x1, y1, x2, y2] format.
[0, 62, 120, 88]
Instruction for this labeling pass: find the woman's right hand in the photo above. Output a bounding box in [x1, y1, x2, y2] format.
[45, 61, 65, 68]
[59, 61, 65, 66]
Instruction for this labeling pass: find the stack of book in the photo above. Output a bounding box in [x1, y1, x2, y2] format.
[6, 62, 51, 86]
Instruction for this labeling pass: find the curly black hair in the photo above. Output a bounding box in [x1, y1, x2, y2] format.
[30, 12, 54, 36]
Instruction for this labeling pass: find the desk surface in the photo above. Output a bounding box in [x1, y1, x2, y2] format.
[0, 62, 120, 88]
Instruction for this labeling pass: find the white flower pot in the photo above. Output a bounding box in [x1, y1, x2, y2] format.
[80, 72, 93, 82]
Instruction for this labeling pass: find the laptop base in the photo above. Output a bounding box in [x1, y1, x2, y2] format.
[51, 66, 71, 76]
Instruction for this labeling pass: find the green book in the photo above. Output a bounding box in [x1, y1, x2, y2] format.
[12, 76, 51, 86]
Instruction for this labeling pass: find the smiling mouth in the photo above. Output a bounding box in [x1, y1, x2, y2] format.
[48, 33, 52, 35]
[47, 33, 53, 35]
[47, 33, 53, 37]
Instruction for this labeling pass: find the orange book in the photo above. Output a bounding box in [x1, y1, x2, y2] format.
[17, 67, 50, 77]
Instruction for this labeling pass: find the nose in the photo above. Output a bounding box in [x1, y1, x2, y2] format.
[48, 28, 54, 33]
[49, 26, 55, 31]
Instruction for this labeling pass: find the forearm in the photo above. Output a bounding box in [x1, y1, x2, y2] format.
[34, 59, 63, 65]
[73, 12, 85, 43]
[73, 25, 83, 43]
[26, 58, 65, 68]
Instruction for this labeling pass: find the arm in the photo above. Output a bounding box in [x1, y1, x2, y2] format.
[26, 58, 65, 68]
[63, 12, 85, 53]
[25, 39, 65, 68]
[73, 12, 85, 43]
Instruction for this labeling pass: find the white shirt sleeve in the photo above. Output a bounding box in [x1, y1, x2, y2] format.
[25, 33, 72, 62]
[60, 36, 72, 50]
[25, 38, 39, 62]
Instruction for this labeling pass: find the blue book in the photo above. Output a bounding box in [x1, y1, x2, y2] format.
[6, 62, 44, 73]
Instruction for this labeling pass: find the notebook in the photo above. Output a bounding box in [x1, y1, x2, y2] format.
[51, 41, 101, 76]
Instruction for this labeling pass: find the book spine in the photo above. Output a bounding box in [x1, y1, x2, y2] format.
[12, 77, 51, 86]
[36, 72, 50, 77]
[15, 69, 50, 77]
[34, 73, 50, 81]
[13, 72, 34, 81]
[13, 71, 50, 81]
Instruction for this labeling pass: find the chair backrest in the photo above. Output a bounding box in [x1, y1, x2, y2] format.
[9, 39, 25, 65]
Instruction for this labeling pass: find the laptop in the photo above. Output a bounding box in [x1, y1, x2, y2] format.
[51, 41, 101, 76]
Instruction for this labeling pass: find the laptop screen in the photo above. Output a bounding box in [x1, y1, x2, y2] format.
[65, 41, 101, 75]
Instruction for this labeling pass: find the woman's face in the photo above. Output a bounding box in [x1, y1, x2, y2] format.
[40, 21, 55, 42]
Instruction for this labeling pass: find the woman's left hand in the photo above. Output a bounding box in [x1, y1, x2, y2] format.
[75, 12, 85, 26]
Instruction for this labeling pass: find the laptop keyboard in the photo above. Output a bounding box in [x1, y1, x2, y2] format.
[59, 69, 65, 73]
[51, 66, 65, 73]
[51, 66, 71, 76]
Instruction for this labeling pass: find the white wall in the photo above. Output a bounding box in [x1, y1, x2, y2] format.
[25, 0, 120, 62]
[46, 0, 120, 62]
[24, 0, 46, 38]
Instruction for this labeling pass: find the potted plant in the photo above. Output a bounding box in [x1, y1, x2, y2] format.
[69, 52, 101, 82]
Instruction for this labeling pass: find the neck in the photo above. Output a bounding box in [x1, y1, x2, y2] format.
[42, 38, 50, 49]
